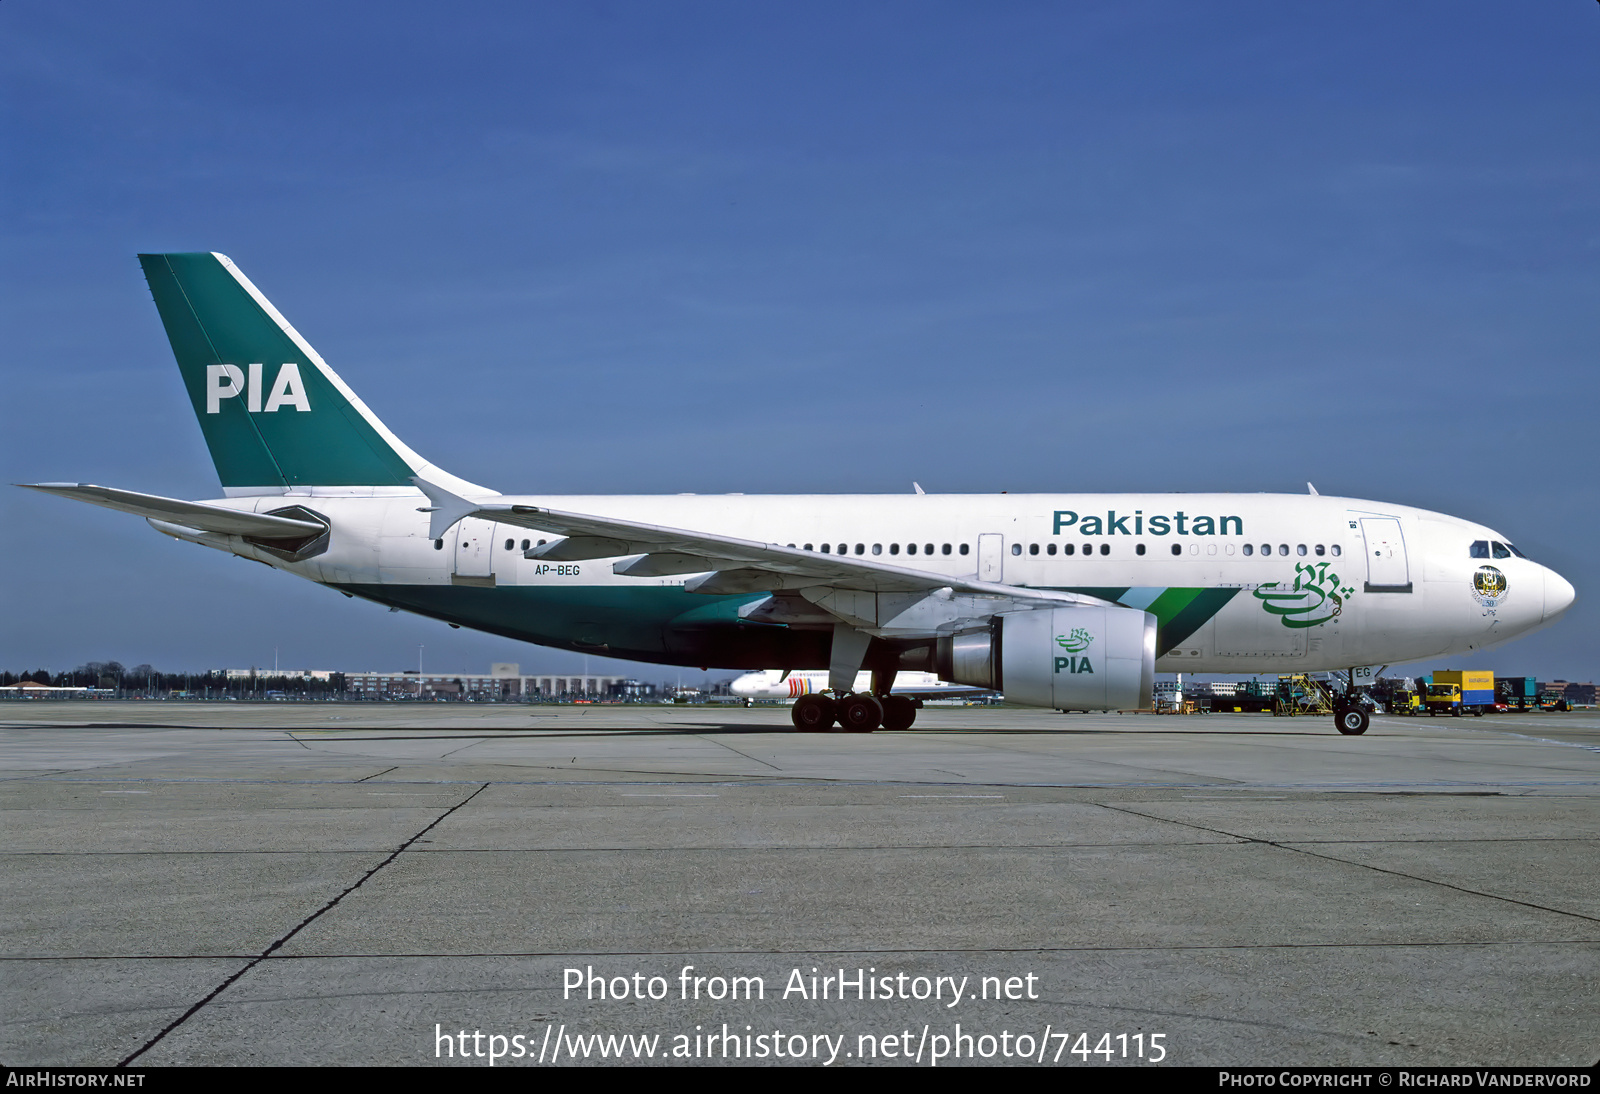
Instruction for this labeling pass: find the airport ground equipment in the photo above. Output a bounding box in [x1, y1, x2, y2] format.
[1370, 676, 1421, 716]
[1425, 670, 1494, 716]
[1273, 674, 1337, 718]
[1498, 676, 1539, 711]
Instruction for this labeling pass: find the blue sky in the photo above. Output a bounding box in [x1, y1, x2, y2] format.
[3, 2, 1596, 681]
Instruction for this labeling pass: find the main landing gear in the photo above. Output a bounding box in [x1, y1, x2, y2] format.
[791, 692, 919, 733]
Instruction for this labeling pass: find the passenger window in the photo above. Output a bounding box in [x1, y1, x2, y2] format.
[1207, 544, 1217, 556]
[1260, 544, 1270, 556]
[838, 544, 847, 554]
[1064, 543, 1076, 556]
[868, 544, 877, 555]
[1028, 543, 1039, 556]
[959, 544, 969, 555]
[1011, 543, 1022, 556]
[1492, 542, 1511, 559]
[1242, 544, 1253, 556]
[821, 544, 830, 553]
[1136, 543, 1146, 556]
[504, 538, 514, 551]
[1083, 543, 1092, 555]
[1171, 544, 1181, 556]
[889, 543, 899, 555]
[1278, 544, 1289, 556]
[804, 543, 814, 552]
[1224, 544, 1235, 556]
[1047, 543, 1057, 556]
[1100, 544, 1109, 556]
[1296, 544, 1307, 556]
[942, 543, 952, 555]
[905, 543, 915, 555]
[521, 539, 530, 551]
[1330, 544, 1340, 556]
[538, 539, 547, 546]
[1315, 544, 1325, 556]
[1470, 541, 1490, 558]
[434, 539, 444, 550]
[925, 543, 934, 555]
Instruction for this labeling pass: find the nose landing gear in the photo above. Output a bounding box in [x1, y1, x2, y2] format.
[1334, 705, 1370, 735]
[1332, 667, 1372, 735]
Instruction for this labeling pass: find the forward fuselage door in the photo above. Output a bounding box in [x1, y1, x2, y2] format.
[1360, 517, 1411, 592]
[977, 533, 1004, 582]
[453, 518, 497, 585]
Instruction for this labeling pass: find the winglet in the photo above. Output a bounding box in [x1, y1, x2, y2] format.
[913, 482, 926, 495]
[411, 476, 479, 540]
[1307, 482, 1319, 496]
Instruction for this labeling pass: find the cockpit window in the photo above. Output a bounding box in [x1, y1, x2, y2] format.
[1491, 542, 1511, 559]
[1507, 543, 1527, 559]
[1470, 540, 1490, 558]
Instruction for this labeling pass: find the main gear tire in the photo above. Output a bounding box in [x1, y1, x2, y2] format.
[881, 695, 918, 731]
[838, 694, 884, 733]
[792, 694, 836, 732]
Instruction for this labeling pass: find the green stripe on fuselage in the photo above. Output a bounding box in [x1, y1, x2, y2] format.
[1061, 586, 1240, 657]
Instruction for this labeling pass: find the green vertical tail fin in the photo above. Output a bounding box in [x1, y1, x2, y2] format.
[139, 252, 467, 492]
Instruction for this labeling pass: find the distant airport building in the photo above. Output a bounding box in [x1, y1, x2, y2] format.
[219, 668, 337, 681]
[342, 663, 635, 700]
[0, 682, 96, 699]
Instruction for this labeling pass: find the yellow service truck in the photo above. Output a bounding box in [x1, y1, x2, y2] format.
[1425, 670, 1495, 717]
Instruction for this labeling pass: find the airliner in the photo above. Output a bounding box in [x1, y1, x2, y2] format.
[21, 254, 1576, 735]
[729, 670, 993, 706]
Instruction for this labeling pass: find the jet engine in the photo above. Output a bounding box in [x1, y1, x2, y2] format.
[936, 605, 1156, 711]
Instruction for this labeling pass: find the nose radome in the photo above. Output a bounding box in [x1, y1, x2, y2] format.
[1543, 569, 1576, 622]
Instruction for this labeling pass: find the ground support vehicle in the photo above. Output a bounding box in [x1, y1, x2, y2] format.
[1498, 676, 1539, 711]
[1426, 670, 1494, 717]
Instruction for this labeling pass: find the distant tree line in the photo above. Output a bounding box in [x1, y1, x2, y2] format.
[1, 662, 346, 699]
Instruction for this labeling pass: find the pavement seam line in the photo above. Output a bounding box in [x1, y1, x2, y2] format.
[1097, 802, 1600, 926]
[115, 781, 490, 1067]
[13, 937, 1600, 961]
[690, 734, 783, 772]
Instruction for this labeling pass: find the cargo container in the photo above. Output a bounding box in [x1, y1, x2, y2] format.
[1497, 676, 1539, 711]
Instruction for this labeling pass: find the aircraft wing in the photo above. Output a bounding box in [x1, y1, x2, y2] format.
[19, 483, 325, 538]
[414, 478, 1101, 606]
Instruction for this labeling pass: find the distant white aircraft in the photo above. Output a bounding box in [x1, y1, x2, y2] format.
[729, 669, 992, 706]
[23, 253, 1576, 737]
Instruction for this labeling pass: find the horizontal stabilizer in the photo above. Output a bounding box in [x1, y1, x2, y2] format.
[19, 483, 324, 538]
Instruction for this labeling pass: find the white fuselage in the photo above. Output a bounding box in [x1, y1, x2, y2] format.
[160, 489, 1573, 673]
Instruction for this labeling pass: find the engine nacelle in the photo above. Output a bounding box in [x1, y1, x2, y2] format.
[937, 605, 1156, 711]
